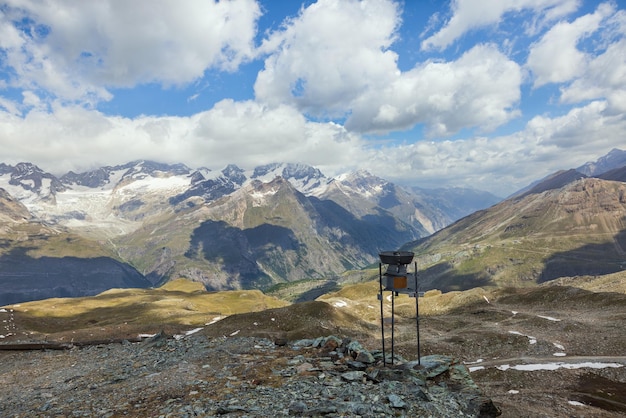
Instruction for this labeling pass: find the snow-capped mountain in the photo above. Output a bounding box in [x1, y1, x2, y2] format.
[0, 159, 500, 304]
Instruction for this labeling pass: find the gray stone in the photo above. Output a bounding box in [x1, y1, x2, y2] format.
[388, 393, 407, 408]
[341, 370, 366, 382]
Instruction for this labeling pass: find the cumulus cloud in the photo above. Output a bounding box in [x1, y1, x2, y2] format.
[362, 99, 626, 196]
[526, 2, 614, 87]
[0, 100, 366, 177]
[347, 44, 522, 135]
[255, 1, 521, 136]
[0, 0, 260, 103]
[254, 0, 401, 116]
[421, 0, 579, 51]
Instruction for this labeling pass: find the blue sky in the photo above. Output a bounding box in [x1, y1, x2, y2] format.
[0, 0, 625, 196]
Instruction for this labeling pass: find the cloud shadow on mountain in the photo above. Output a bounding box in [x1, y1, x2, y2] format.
[416, 261, 495, 293]
[307, 197, 420, 253]
[0, 247, 150, 306]
[538, 225, 626, 283]
[185, 220, 300, 286]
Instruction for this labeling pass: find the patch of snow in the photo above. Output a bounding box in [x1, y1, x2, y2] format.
[118, 174, 190, 193]
[138, 333, 157, 339]
[464, 359, 484, 365]
[511, 311, 518, 315]
[333, 300, 348, 308]
[250, 188, 278, 206]
[553, 353, 567, 357]
[230, 330, 240, 336]
[206, 316, 225, 325]
[0, 309, 6, 313]
[483, 295, 490, 304]
[468, 366, 485, 372]
[0, 335, 4, 339]
[553, 342, 565, 350]
[537, 315, 561, 322]
[496, 362, 623, 372]
[185, 327, 203, 336]
[568, 400, 586, 406]
[507, 390, 519, 394]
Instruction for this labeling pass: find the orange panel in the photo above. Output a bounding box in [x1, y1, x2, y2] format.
[393, 276, 407, 289]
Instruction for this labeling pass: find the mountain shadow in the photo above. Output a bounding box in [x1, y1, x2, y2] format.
[308, 197, 420, 254]
[0, 247, 150, 306]
[416, 261, 495, 293]
[185, 220, 300, 288]
[538, 226, 626, 283]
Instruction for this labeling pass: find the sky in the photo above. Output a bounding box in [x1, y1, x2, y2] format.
[0, 0, 625, 197]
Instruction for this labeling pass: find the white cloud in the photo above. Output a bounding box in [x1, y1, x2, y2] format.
[256, 1, 521, 136]
[0, 100, 366, 178]
[526, 100, 625, 149]
[347, 44, 522, 135]
[359, 98, 626, 196]
[0, 0, 261, 103]
[421, 0, 580, 51]
[526, 3, 614, 87]
[561, 34, 626, 114]
[255, 0, 401, 116]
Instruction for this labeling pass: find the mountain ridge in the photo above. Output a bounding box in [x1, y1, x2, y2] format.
[0, 159, 499, 303]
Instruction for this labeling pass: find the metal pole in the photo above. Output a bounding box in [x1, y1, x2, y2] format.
[379, 263, 386, 366]
[415, 261, 421, 365]
[391, 288, 395, 365]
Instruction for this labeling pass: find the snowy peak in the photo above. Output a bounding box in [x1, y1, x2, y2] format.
[0, 162, 65, 201]
[61, 160, 192, 189]
[222, 164, 246, 186]
[250, 163, 329, 194]
[334, 170, 388, 198]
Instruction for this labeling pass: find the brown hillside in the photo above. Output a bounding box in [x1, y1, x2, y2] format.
[408, 177, 626, 291]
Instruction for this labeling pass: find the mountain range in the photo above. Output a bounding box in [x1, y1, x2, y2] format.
[0, 160, 499, 305]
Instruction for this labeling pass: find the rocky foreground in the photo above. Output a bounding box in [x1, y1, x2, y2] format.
[0, 333, 499, 417]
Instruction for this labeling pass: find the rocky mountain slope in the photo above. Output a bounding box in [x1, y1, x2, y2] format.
[577, 148, 626, 176]
[405, 174, 626, 292]
[0, 160, 498, 304]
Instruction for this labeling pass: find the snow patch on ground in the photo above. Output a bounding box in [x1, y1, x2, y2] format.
[206, 316, 225, 325]
[333, 299, 348, 308]
[537, 315, 561, 322]
[496, 362, 623, 371]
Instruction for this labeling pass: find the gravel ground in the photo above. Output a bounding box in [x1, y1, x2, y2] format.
[0, 333, 498, 417]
